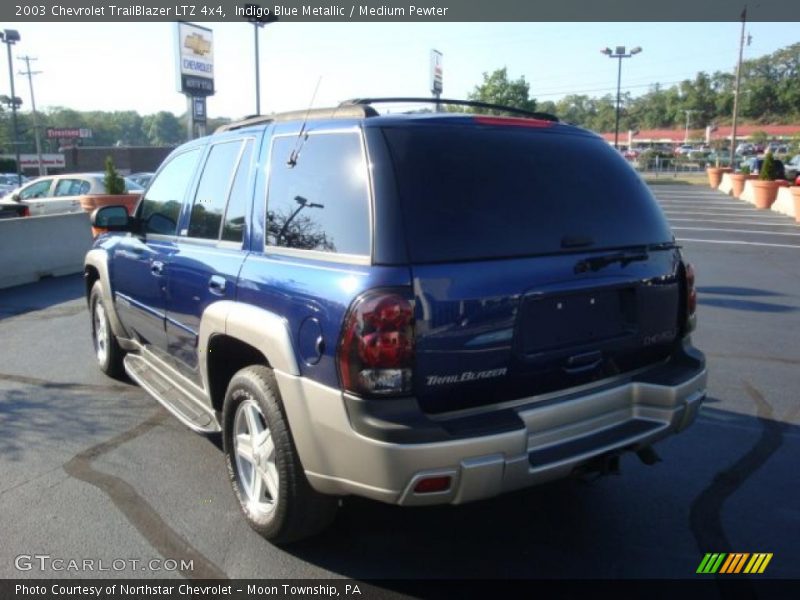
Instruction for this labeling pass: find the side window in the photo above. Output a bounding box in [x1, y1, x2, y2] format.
[266, 133, 370, 255]
[20, 179, 53, 200]
[221, 140, 254, 242]
[140, 148, 202, 235]
[187, 141, 242, 240]
[54, 179, 87, 196]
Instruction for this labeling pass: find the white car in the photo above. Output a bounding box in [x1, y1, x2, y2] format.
[1, 173, 143, 216]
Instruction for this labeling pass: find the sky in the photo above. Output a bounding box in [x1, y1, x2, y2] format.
[4, 22, 798, 121]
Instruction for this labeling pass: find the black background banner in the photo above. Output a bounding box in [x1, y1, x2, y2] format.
[3, 0, 800, 22]
[3, 579, 800, 600]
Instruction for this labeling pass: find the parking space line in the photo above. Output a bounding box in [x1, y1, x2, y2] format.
[672, 227, 800, 237]
[668, 218, 799, 227]
[663, 211, 789, 218]
[676, 238, 800, 249]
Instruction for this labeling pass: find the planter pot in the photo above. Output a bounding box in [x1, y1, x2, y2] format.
[706, 167, 732, 189]
[730, 173, 749, 198]
[791, 187, 800, 223]
[751, 180, 780, 210]
[79, 194, 140, 237]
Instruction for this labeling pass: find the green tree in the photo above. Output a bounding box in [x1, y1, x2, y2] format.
[104, 155, 125, 194]
[467, 67, 537, 114]
[144, 111, 184, 145]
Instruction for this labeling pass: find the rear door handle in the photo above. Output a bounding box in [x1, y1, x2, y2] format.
[209, 275, 226, 295]
[151, 260, 164, 276]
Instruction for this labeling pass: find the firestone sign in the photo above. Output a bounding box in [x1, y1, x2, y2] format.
[176, 22, 215, 96]
[46, 128, 92, 139]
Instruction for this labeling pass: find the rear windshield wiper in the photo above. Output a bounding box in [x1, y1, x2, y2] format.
[574, 250, 649, 274]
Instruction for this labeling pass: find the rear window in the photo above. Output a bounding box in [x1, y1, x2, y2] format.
[382, 125, 673, 263]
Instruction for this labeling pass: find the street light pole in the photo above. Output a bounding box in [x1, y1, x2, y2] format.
[18, 55, 44, 176]
[1, 29, 23, 186]
[245, 4, 278, 116]
[601, 45, 642, 150]
[730, 7, 747, 167]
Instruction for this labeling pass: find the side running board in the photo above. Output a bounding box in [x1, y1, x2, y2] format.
[124, 354, 221, 433]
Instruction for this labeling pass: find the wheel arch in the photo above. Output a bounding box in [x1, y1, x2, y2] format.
[199, 301, 301, 412]
[84, 248, 129, 341]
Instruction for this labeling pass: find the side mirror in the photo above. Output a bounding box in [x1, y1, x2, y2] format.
[91, 205, 130, 231]
[11, 193, 20, 202]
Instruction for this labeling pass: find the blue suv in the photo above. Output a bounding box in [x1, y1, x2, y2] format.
[85, 98, 706, 542]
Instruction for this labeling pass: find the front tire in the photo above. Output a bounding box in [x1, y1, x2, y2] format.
[90, 281, 125, 378]
[222, 365, 337, 543]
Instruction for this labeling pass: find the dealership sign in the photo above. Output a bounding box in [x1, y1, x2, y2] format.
[430, 49, 443, 95]
[176, 22, 214, 96]
[46, 128, 92, 139]
[1, 154, 65, 168]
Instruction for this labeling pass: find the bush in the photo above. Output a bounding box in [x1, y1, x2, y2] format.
[104, 156, 126, 195]
[759, 152, 781, 181]
[740, 165, 751, 175]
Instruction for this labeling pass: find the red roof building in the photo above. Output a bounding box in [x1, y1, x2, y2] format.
[599, 124, 800, 144]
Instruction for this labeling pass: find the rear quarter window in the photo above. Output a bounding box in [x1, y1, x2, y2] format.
[266, 132, 371, 256]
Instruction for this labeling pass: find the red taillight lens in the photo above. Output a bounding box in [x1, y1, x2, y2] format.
[21, 206, 30, 217]
[338, 290, 414, 397]
[685, 263, 697, 316]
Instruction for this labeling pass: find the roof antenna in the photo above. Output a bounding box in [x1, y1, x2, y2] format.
[287, 76, 322, 167]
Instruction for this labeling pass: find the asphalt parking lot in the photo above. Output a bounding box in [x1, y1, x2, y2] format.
[0, 183, 798, 583]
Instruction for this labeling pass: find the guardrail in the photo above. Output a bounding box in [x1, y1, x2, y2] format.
[0, 212, 93, 290]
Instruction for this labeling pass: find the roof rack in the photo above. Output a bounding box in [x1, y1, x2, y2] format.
[215, 104, 379, 133]
[340, 97, 559, 122]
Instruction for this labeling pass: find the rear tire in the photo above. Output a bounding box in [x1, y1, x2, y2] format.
[222, 365, 338, 543]
[90, 281, 125, 379]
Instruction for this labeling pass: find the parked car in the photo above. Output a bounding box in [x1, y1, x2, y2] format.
[784, 155, 800, 181]
[85, 98, 706, 543]
[674, 144, 694, 156]
[0, 173, 144, 216]
[127, 172, 154, 188]
[0, 196, 29, 219]
[740, 156, 786, 179]
[0, 173, 25, 195]
[735, 143, 756, 156]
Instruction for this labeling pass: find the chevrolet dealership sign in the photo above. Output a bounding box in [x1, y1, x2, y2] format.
[176, 22, 214, 96]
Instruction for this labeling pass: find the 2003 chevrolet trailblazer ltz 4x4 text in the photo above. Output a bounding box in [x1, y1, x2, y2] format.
[84, 98, 706, 543]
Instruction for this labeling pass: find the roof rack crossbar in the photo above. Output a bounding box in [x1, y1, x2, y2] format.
[340, 97, 559, 122]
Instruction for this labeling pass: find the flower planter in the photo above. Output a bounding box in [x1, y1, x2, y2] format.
[751, 180, 780, 210]
[706, 167, 732, 189]
[79, 194, 140, 237]
[729, 173, 749, 198]
[791, 187, 800, 223]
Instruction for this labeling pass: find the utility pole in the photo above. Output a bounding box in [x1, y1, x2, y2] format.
[18, 55, 45, 176]
[1, 30, 22, 186]
[729, 6, 747, 167]
[684, 109, 697, 144]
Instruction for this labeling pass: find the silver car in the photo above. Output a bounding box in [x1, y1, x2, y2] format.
[1, 173, 143, 217]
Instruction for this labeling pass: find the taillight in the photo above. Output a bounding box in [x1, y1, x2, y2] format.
[338, 289, 414, 397]
[21, 206, 30, 217]
[685, 263, 697, 316]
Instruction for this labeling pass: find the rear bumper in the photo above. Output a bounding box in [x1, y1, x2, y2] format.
[276, 342, 706, 506]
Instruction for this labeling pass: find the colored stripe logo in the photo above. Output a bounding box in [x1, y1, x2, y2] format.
[697, 553, 773, 574]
